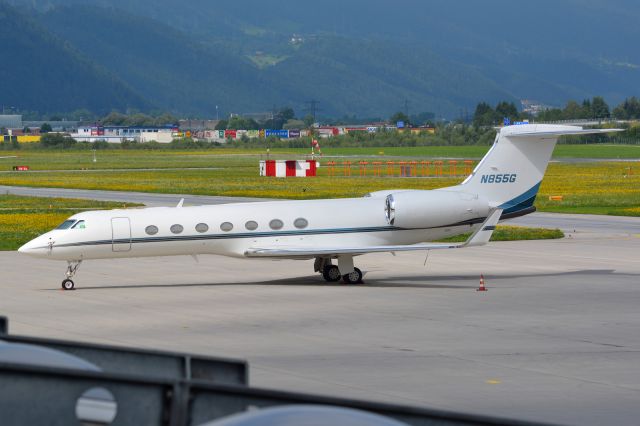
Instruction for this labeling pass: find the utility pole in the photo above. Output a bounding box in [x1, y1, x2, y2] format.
[404, 99, 410, 118]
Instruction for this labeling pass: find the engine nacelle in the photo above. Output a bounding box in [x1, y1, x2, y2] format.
[384, 190, 489, 229]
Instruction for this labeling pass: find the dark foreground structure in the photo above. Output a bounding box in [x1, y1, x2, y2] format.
[0, 316, 550, 426]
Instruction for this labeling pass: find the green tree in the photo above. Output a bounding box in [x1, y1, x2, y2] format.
[40, 133, 77, 148]
[40, 123, 52, 133]
[215, 119, 228, 130]
[303, 114, 315, 127]
[591, 96, 610, 118]
[389, 111, 410, 126]
[410, 111, 436, 126]
[101, 112, 128, 125]
[495, 101, 519, 122]
[153, 113, 178, 126]
[564, 100, 582, 119]
[473, 102, 494, 126]
[226, 116, 259, 130]
[536, 108, 563, 122]
[613, 97, 640, 119]
[123, 113, 155, 126]
[580, 99, 592, 118]
[279, 107, 295, 121]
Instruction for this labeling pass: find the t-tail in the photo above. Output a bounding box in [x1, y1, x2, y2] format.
[448, 124, 622, 218]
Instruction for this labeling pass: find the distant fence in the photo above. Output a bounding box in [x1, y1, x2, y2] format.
[324, 160, 476, 177]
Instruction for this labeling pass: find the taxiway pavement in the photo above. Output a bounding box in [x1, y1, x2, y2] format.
[2, 220, 639, 425]
[0, 185, 267, 207]
[2, 185, 640, 424]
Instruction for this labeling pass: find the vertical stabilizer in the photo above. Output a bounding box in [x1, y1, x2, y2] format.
[447, 124, 620, 216]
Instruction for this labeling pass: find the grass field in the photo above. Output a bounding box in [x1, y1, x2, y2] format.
[440, 226, 564, 243]
[0, 161, 637, 215]
[0, 145, 638, 216]
[0, 144, 639, 172]
[0, 195, 141, 251]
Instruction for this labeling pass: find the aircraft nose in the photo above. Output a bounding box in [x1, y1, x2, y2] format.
[18, 240, 34, 254]
[18, 238, 46, 256]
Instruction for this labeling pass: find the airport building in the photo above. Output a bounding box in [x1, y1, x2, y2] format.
[71, 125, 179, 143]
[0, 114, 22, 129]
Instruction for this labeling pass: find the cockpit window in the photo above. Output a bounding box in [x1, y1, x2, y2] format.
[71, 220, 86, 229]
[56, 220, 77, 230]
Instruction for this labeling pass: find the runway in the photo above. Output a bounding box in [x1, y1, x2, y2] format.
[0, 185, 268, 207]
[2, 219, 640, 425]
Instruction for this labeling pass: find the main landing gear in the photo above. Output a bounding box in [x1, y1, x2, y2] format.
[62, 260, 82, 290]
[315, 257, 364, 285]
[342, 267, 363, 284]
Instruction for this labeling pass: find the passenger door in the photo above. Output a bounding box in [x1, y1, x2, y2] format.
[111, 217, 131, 252]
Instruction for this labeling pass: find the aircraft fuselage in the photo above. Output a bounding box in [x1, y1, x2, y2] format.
[20, 190, 488, 261]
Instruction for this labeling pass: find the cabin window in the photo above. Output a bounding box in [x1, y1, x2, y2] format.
[56, 220, 76, 230]
[195, 223, 209, 233]
[293, 218, 308, 229]
[220, 222, 233, 232]
[71, 220, 86, 229]
[245, 221, 258, 231]
[145, 225, 158, 235]
[269, 219, 284, 230]
[170, 224, 184, 234]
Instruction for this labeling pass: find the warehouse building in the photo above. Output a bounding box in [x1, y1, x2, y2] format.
[0, 114, 22, 129]
[72, 125, 178, 143]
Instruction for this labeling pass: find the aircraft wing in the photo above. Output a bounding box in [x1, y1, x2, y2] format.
[244, 209, 503, 258]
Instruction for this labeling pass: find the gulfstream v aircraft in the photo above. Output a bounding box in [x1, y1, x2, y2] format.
[19, 124, 620, 289]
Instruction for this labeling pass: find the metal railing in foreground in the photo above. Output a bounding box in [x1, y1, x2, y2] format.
[0, 316, 553, 426]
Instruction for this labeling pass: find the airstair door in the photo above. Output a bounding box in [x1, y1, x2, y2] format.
[111, 217, 131, 252]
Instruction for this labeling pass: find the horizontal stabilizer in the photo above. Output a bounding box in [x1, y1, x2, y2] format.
[507, 128, 624, 138]
[464, 208, 502, 247]
[245, 209, 503, 258]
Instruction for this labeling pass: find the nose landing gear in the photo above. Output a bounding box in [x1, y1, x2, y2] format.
[61, 260, 82, 290]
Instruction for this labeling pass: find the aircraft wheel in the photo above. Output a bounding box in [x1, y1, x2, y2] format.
[342, 268, 363, 284]
[61, 279, 75, 290]
[322, 265, 342, 282]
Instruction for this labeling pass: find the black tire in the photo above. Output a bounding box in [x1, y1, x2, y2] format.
[61, 279, 75, 290]
[342, 267, 363, 284]
[322, 265, 342, 282]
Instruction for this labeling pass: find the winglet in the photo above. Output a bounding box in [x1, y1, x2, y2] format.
[463, 208, 502, 247]
[176, 198, 185, 208]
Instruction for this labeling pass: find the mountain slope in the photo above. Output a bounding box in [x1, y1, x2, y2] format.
[38, 5, 280, 116]
[261, 37, 515, 117]
[5, 0, 640, 117]
[0, 2, 147, 115]
[38, 4, 511, 117]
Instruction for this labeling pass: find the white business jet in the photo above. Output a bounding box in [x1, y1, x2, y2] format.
[19, 124, 620, 290]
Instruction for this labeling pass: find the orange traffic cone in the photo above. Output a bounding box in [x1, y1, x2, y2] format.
[477, 274, 487, 292]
